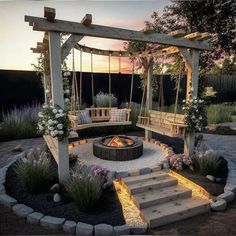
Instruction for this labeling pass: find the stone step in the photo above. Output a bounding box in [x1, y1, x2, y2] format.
[123, 170, 169, 186]
[133, 185, 192, 209]
[126, 176, 178, 195]
[141, 197, 210, 228]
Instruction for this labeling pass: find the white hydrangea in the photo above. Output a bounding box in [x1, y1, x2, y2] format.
[65, 89, 70, 94]
[59, 109, 63, 113]
[49, 126, 54, 131]
[55, 114, 60, 118]
[38, 112, 43, 118]
[59, 130, 64, 135]
[57, 124, 63, 129]
[53, 109, 57, 113]
[48, 119, 54, 125]
[65, 98, 70, 103]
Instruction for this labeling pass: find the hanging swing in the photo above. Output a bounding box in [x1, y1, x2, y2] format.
[68, 48, 133, 131]
[136, 53, 187, 138]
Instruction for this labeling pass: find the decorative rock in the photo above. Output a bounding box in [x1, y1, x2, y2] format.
[139, 167, 152, 175]
[224, 183, 236, 194]
[130, 224, 148, 235]
[114, 224, 130, 235]
[217, 192, 235, 203]
[27, 212, 44, 224]
[94, 224, 114, 235]
[206, 175, 215, 182]
[11, 144, 23, 152]
[76, 222, 93, 235]
[128, 169, 139, 176]
[0, 194, 17, 208]
[40, 216, 65, 230]
[116, 172, 129, 179]
[50, 183, 60, 193]
[53, 193, 61, 203]
[63, 220, 76, 234]
[162, 160, 170, 169]
[0, 184, 6, 194]
[210, 199, 227, 211]
[103, 171, 115, 189]
[13, 204, 34, 217]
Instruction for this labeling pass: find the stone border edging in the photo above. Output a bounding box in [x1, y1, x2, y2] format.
[200, 143, 236, 212]
[0, 152, 153, 235]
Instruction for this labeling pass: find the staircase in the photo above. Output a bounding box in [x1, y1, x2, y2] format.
[122, 170, 210, 228]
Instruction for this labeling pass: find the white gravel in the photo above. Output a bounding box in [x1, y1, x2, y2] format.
[71, 138, 166, 172]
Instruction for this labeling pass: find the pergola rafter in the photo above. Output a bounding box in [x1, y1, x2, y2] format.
[25, 7, 212, 183]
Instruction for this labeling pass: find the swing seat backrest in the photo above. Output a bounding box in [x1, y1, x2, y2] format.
[69, 107, 131, 131]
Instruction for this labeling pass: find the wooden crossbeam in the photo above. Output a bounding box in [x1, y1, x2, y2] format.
[25, 15, 211, 50]
[81, 14, 92, 26]
[168, 30, 186, 37]
[44, 7, 56, 22]
[196, 32, 211, 41]
[184, 32, 202, 40]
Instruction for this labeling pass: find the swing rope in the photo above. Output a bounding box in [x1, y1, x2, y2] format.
[79, 49, 83, 108]
[128, 59, 135, 109]
[90, 50, 95, 106]
[108, 51, 112, 107]
[173, 60, 184, 122]
[71, 48, 79, 113]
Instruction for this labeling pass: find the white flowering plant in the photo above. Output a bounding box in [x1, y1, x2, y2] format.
[63, 71, 71, 111]
[182, 96, 207, 132]
[37, 104, 71, 140]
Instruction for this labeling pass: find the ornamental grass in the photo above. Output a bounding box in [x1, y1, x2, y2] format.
[16, 148, 53, 194]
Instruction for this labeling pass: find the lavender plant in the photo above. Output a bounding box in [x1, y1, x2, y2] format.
[0, 103, 41, 141]
[94, 92, 118, 107]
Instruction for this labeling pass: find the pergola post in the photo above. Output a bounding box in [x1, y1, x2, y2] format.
[145, 59, 153, 140]
[184, 49, 199, 156]
[48, 31, 69, 184]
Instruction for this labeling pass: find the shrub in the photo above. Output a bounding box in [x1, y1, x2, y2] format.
[66, 165, 107, 211]
[0, 103, 41, 141]
[37, 104, 71, 140]
[94, 92, 118, 107]
[191, 149, 220, 176]
[16, 148, 52, 193]
[207, 104, 233, 124]
[167, 154, 192, 171]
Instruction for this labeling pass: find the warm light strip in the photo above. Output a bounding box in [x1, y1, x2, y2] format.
[169, 170, 213, 201]
[113, 180, 147, 227]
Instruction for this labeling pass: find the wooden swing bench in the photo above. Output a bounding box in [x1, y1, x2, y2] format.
[69, 107, 131, 131]
[136, 110, 187, 138]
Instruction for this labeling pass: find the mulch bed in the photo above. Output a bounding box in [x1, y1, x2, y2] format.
[175, 168, 225, 196]
[5, 162, 126, 226]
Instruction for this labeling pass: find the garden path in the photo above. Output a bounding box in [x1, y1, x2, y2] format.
[202, 133, 236, 164]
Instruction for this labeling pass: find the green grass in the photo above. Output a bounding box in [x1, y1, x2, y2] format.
[206, 104, 235, 124]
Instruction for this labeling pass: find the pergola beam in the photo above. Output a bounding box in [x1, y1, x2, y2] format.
[25, 15, 211, 51]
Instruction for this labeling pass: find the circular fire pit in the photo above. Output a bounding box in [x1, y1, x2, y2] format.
[93, 135, 143, 161]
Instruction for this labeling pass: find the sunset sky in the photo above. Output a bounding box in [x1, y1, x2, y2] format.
[0, 0, 170, 73]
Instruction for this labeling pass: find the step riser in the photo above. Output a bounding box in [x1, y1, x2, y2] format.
[125, 173, 169, 185]
[143, 204, 210, 228]
[129, 179, 178, 195]
[134, 190, 192, 209]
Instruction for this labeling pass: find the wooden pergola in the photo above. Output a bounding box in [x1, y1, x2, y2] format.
[25, 7, 211, 183]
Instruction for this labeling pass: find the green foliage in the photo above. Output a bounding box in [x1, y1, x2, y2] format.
[16, 148, 52, 194]
[94, 92, 118, 107]
[191, 150, 219, 176]
[207, 104, 234, 124]
[0, 104, 41, 141]
[66, 165, 105, 211]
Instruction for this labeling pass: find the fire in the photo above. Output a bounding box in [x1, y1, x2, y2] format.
[104, 136, 134, 147]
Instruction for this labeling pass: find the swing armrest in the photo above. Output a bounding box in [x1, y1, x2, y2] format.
[68, 114, 79, 121]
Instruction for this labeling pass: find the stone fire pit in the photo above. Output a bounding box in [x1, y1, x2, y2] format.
[93, 135, 143, 161]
